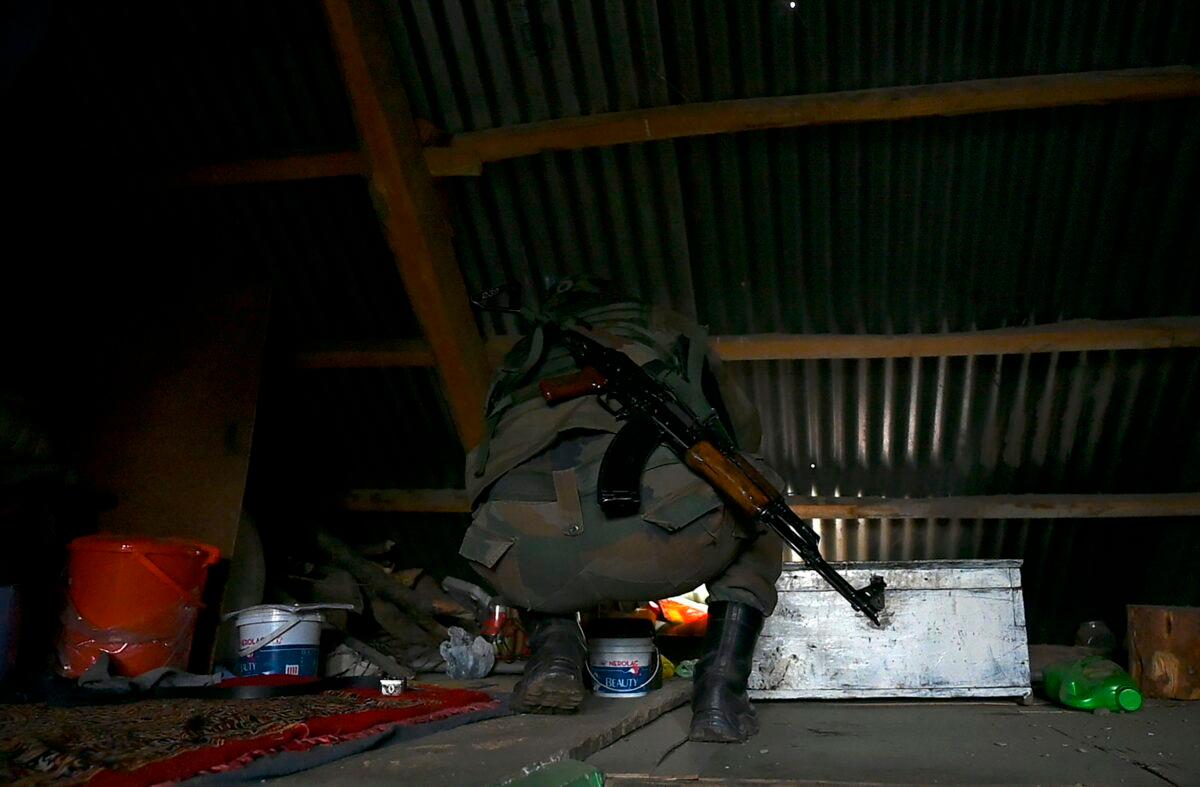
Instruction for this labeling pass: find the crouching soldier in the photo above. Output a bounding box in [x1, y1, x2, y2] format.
[460, 280, 782, 743]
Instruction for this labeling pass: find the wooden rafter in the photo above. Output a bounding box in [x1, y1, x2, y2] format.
[171, 152, 367, 186]
[170, 66, 1200, 185]
[340, 489, 1200, 519]
[322, 0, 489, 448]
[425, 66, 1200, 176]
[710, 317, 1200, 361]
[294, 317, 1200, 369]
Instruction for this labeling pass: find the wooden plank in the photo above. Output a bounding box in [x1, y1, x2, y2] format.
[323, 0, 489, 448]
[294, 340, 435, 369]
[787, 493, 1200, 520]
[293, 317, 1200, 368]
[83, 287, 269, 557]
[296, 675, 692, 785]
[173, 151, 367, 186]
[593, 702, 1200, 786]
[338, 490, 1200, 518]
[713, 317, 1200, 360]
[1128, 604, 1200, 700]
[426, 67, 1200, 175]
[162, 68, 1200, 184]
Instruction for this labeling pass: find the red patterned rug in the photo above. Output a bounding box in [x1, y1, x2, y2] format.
[0, 684, 499, 785]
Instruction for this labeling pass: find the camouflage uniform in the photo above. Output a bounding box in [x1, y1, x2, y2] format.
[460, 289, 782, 615]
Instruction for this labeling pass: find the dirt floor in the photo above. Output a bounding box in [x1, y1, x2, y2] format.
[284, 676, 1197, 786]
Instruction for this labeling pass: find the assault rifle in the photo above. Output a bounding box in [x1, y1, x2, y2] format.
[536, 321, 886, 626]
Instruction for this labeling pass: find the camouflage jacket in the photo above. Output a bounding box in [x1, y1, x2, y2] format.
[466, 284, 760, 508]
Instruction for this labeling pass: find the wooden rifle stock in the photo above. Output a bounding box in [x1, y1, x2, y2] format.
[684, 440, 774, 517]
[538, 367, 608, 404]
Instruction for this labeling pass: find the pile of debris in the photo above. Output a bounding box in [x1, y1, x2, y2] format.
[269, 528, 502, 678]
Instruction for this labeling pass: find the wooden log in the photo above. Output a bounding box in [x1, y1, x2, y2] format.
[426, 67, 1200, 176]
[1128, 605, 1200, 700]
[368, 592, 443, 646]
[323, 0, 490, 449]
[342, 634, 416, 679]
[338, 489, 1200, 519]
[312, 528, 445, 640]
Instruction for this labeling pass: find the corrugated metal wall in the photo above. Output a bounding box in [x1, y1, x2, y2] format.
[391, 1, 1200, 639]
[15, 1, 1200, 640]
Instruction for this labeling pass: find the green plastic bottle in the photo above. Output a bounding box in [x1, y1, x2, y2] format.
[1043, 656, 1144, 713]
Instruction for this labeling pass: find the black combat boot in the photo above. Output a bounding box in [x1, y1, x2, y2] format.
[689, 601, 764, 742]
[511, 612, 588, 714]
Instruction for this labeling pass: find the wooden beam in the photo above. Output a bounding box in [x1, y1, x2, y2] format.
[295, 317, 1200, 369]
[425, 66, 1200, 176]
[787, 493, 1200, 520]
[323, 0, 489, 448]
[340, 489, 1200, 519]
[711, 317, 1200, 361]
[173, 152, 367, 186]
[162, 67, 1200, 185]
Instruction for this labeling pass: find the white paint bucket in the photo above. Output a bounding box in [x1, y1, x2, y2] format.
[233, 605, 324, 677]
[587, 637, 659, 698]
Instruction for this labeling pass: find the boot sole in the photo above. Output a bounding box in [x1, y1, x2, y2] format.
[688, 709, 759, 743]
[512, 674, 586, 714]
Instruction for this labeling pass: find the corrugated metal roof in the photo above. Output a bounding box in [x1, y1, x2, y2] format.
[450, 102, 1200, 338]
[732, 349, 1200, 498]
[395, 0, 1200, 132]
[18, 1, 1200, 641]
[379, 1, 1200, 640]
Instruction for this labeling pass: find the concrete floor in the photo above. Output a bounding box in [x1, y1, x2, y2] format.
[588, 698, 1199, 786]
[284, 675, 1197, 785]
[283, 676, 692, 786]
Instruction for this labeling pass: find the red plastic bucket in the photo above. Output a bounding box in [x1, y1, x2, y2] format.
[60, 535, 220, 677]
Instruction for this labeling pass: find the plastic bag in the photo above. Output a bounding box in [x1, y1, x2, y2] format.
[57, 601, 198, 678]
[439, 626, 495, 679]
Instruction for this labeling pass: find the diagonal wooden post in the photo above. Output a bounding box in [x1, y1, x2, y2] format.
[323, 0, 488, 449]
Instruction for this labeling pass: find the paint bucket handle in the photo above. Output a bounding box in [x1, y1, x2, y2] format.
[238, 618, 301, 657]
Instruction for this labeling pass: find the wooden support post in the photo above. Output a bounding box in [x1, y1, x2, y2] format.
[322, 0, 489, 448]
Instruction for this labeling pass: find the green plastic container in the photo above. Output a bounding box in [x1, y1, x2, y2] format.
[1043, 656, 1144, 713]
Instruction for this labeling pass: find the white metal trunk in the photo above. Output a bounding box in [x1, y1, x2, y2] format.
[749, 560, 1031, 700]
